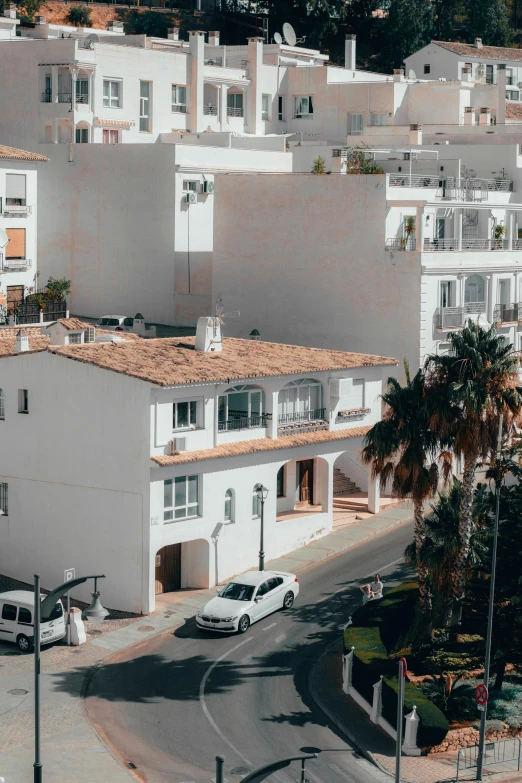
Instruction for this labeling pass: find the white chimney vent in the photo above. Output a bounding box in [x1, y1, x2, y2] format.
[35, 15, 46, 24]
[345, 34, 356, 70]
[4, 4, 17, 19]
[168, 27, 180, 41]
[14, 330, 29, 353]
[475, 38, 483, 49]
[195, 316, 222, 353]
[208, 30, 220, 47]
[107, 20, 124, 33]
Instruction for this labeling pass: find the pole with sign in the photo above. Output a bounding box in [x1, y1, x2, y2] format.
[64, 568, 75, 646]
[395, 657, 407, 783]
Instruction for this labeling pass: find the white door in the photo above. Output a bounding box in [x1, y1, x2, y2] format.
[252, 581, 271, 620]
[267, 577, 285, 610]
[0, 601, 18, 642]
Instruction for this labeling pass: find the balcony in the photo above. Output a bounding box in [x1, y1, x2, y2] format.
[3, 203, 32, 216]
[1, 258, 32, 271]
[436, 302, 485, 330]
[75, 93, 89, 104]
[385, 238, 416, 251]
[277, 408, 328, 435]
[389, 174, 441, 188]
[388, 175, 513, 201]
[203, 104, 217, 116]
[423, 238, 522, 252]
[336, 407, 371, 423]
[227, 107, 244, 117]
[494, 303, 522, 324]
[204, 57, 223, 66]
[218, 411, 271, 432]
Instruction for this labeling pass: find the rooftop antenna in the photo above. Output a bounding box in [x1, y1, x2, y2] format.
[282, 22, 297, 47]
[213, 294, 240, 338]
[274, 32, 282, 45]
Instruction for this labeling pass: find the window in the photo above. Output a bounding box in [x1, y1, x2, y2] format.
[164, 475, 199, 521]
[370, 113, 388, 126]
[1, 603, 16, 621]
[435, 217, 446, 240]
[103, 79, 121, 108]
[75, 79, 89, 103]
[102, 129, 119, 144]
[140, 81, 151, 132]
[18, 389, 28, 414]
[348, 113, 364, 135]
[277, 466, 285, 497]
[224, 488, 234, 522]
[172, 84, 187, 113]
[506, 90, 519, 101]
[261, 94, 270, 121]
[6, 228, 26, 259]
[75, 128, 88, 143]
[6, 174, 26, 206]
[227, 92, 243, 116]
[183, 180, 198, 192]
[465, 274, 485, 304]
[173, 400, 197, 430]
[423, 64, 430, 74]
[256, 580, 269, 597]
[506, 68, 514, 86]
[252, 483, 263, 517]
[68, 332, 82, 344]
[499, 279, 510, 305]
[218, 385, 265, 430]
[465, 62, 473, 75]
[278, 95, 284, 121]
[0, 389, 4, 420]
[293, 95, 313, 118]
[0, 483, 7, 515]
[486, 64, 494, 84]
[18, 607, 32, 624]
[278, 379, 323, 422]
[440, 281, 454, 308]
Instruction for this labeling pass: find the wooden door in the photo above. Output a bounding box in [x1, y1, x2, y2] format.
[155, 543, 182, 594]
[6, 285, 24, 313]
[297, 459, 314, 506]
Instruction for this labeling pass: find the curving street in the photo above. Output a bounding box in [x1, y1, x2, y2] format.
[86, 522, 414, 783]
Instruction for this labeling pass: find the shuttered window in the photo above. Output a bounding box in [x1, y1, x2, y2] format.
[5, 228, 26, 259]
[6, 174, 26, 205]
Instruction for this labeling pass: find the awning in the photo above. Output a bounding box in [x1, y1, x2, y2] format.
[94, 118, 135, 129]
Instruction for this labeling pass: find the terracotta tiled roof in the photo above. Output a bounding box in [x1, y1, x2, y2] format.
[506, 103, 522, 120]
[56, 318, 90, 331]
[432, 40, 522, 62]
[0, 145, 48, 162]
[152, 425, 372, 466]
[49, 337, 397, 387]
[0, 334, 50, 355]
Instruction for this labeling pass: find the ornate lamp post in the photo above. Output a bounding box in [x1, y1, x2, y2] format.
[256, 484, 269, 571]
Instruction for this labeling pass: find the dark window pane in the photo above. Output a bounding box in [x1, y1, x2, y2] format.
[177, 402, 189, 428]
[1, 603, 17, 621]
[18, 607, 32, 624]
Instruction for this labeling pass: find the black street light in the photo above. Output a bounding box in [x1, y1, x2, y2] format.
[33, 573, 108, 783]
[256, 484, 269, 571]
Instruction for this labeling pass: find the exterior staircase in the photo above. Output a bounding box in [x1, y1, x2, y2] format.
[333, 467, 364, 511]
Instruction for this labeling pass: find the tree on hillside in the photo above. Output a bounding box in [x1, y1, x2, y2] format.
[67, 6, 92, 28]
[382, 0, 434, 70]
[465, 0, 512, 47]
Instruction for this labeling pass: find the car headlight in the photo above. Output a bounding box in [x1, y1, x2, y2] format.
[221, 616, 238, 622]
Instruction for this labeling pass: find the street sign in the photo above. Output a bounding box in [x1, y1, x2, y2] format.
[477, 705, 486, 712]
[64, 568, 75, 582]
[399, 657, 407, 677]
[475, 684, 489, 706]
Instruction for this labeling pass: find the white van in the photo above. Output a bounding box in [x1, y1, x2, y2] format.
[0, 591, 66, 652]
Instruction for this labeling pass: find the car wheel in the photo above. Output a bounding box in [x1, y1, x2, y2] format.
[282, 591, 294, 610]
[17, 634, 33, 653]
[237, 615, 250, 634]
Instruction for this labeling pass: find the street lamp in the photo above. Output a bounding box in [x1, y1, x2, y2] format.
[33, 573, 107, 783]
[256, 484, 269, 571]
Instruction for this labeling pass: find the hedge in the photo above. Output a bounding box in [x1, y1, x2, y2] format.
[344, 581, 449, 749]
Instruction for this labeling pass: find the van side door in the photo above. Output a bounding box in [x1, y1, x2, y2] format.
[0, 602, 18, 641]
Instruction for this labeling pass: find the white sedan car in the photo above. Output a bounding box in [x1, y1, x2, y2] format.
[196, 570, 299, 634]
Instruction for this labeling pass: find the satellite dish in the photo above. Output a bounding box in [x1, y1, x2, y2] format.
[408, 69, 417, 79]
[283, 22, 297, 47]
[274, 32, 282, 45]
[0, 228, 8, 249]
[86, 33, 99, 42]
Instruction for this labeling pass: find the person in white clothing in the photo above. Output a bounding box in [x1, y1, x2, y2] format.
[360, 584, 373, 604]
[372, 574, 383, 599]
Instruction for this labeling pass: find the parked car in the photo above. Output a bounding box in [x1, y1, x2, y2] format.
[96, 315, 134, 332]
[196, 570, 299, 634]
[0, 590, 66, 652]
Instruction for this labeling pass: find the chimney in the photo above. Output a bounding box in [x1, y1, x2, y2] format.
[408, 124, 423, 145]
[475, 38, 483, 49]
[247, 37, 264, 135]
[345, 34, 356, 70]
[393, 68, 404, 82]
[4, 4, 17, 19]
[107, 20, 124, 33]
[249, 329, 261, 340]
[208, 30, 220, 47]
[35, 14, 46, 24]
[461, 65, 472, 82]
[478, 107, 491, 125]
[463, 106, 476, 126]
[195, 316, 222, 353]
[14, 330, 29, 353]
[168, 27, 180, 41]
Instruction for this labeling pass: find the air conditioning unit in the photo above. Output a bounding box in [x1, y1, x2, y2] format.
[330, 378, 353, 398]
[202, 180, 215, 194]
[186, 192, 197, 204]
[169, 437, 187, 454]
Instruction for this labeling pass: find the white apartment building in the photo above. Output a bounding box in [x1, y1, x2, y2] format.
[0, 145, 46, 317]
[0, 317, 395, 612]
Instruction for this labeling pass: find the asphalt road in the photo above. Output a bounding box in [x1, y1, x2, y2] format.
[86, 522, 414, 783]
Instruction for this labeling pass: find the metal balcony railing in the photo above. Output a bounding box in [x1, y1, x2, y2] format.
[227, 107, 244, 117]
[172, 104, 187, 113]
[58, 92, 72, 103]
[494, 303, 521, 323]
[423, 238, 520, 251]
[41, 92, 52, 103]
[436, 302, 486, 329]
[385, 237, 416, 251]
[75, 93, 89, 104]
[203, 105, 217, 115]
[389, 175, 441, 188]
[218, 412, 271, 431]
[277, 408, 326, 426]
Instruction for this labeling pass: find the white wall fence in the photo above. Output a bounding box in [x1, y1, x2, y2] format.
[342, 646, 421, 756]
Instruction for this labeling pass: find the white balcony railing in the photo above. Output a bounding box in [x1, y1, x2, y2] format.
[424, 238, 522, 252]
[4, 259, 32, 270]
[389, 174, 441, 188]
[436, 302, 486, 329]
[3, 204, 32, 216]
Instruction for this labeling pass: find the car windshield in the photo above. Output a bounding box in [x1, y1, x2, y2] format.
[219, 583, 255, 602]
[98, 318, 120, 327]
[41, 601, 63, 622]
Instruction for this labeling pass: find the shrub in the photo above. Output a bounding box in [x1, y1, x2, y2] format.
[382, 675, 450, 747]
[344, 626, 389, 703]
[311, 156, 326, 174]
[67, 6, 92, 27]
[352, 580, 419, 651]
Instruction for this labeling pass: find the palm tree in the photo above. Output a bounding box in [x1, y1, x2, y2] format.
[362, 363, 452, 616]
[425, 321, 522, 611]
[405, 480, 490, 625]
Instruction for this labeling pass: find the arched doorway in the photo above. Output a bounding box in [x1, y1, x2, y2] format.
[155, 544, 181, 594]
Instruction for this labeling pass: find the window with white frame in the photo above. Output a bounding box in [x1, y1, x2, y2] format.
[506, 68, 514, 85]
[278, 378, 323, 423]
[6, 174, 26, 206]
[140, 81, 151, 132]
[224, 488, 234, 522]
[103, 129, 119, 144]
[0, 389, 4, 420]
[75, 127, 88, 143]
[172, 84, 187, 113]
[0, 482, 7, 515]
[261, 94, 270, 121]
[18, 389, 28, 414]
[227, 92, 243, 116]
[277, 466, 285, 497]
[348, 113, 364, 135]
[278, 95, 284, 121]
[183, 180, 199, 192]
[173, 400, 197, 430]
[103, 79, 121, 108]
[218, 385, 265, 429]
[252, 483, 262, 517]
[440, 281, 454, 308]
[293, 95, 313, 118]
[164, 475, 199, 521]
[370, 113, 388, 126]
[506, 90, 519, 101]
[68, 332, 82, 344]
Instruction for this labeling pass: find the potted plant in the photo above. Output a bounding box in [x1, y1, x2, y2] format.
[403, 216, 416, 250]
[493, 223, 506, 249]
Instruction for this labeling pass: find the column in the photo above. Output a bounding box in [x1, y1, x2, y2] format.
[51, 118, 59, 144]
[70, 68, 78, 143]
[416, 206, 424, 251]
[402, 707, 421, 756]
[368, 469, 380, 514]
[247, 37, 263, 135]
[266, 390, 278, 439]
[189, 31, 205, 133]
[487, 273, 495, 323]
[508, 212, 514, 251]
[89, 69, 95, 114]
[456, 208, 463, 251]
[219, 83, 228, 131]
[51, 65, 59, 103]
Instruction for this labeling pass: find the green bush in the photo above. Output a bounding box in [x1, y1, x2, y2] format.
[351, 580, 419, 651]
[344, 626, 389, 703]
[382, 675, 450, 748]
[67, 6, 92, 27]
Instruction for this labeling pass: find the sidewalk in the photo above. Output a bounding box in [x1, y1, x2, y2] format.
[0, 501, 414, 783]
[309, 639, 522, 783]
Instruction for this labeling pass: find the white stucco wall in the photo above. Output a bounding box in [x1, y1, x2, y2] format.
[0, 160, 39, 297]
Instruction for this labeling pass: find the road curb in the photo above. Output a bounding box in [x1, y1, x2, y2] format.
[307, 637, 394, 779]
